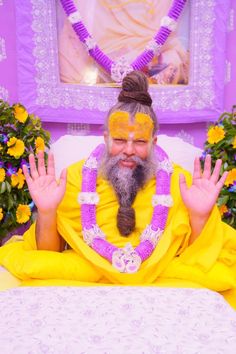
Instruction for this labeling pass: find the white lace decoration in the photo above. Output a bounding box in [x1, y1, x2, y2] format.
[0, 86, 8, 101]
[111, 56, 133, 83]
[160, 16, 177, 31]
[84, 37, 97, 51]
[112, 243, 142, 273]
[140, 225, 163, 247]
[0, 37, 6, 62]
[152, 194, 173, 207]
[145, 40, 162, 55]
[82, 224, 105, 246]
[84, 156, 98, 169]
[78, 192, 100, 205]
[68, 11, 82, 24]
[157, 159, 173, 174]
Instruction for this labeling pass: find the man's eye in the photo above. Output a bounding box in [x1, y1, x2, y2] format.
[113, 138, 126, 144]
[134, 140, 147, 145]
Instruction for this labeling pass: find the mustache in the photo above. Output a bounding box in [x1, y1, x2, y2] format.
[106, 153, 146, 166]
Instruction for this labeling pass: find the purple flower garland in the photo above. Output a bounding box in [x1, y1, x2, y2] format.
[59, 0, 187, 82]
[78, 144, 173, 273]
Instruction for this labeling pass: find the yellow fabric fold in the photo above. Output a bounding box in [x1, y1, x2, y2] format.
[178, 206, 224, 271]
[0, 267, 21, 290]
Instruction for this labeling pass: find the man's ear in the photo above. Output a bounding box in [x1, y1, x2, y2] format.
[103, 131, 109, 145]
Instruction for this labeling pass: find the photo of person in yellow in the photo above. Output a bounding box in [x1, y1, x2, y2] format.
[58, 0, 189, 85]
[0, 70, 236, 310]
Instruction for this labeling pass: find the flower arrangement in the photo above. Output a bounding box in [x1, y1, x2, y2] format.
[0, 100, 50, 243]
[202, 105, 236, 229]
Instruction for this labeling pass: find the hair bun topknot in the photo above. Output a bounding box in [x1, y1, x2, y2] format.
[118, 71, 152, 107]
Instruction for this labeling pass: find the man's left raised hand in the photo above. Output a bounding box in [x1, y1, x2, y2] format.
[179, 154, 228, 221]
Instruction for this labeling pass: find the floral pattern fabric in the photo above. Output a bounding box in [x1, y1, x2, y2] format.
[0, 286, 236, 353]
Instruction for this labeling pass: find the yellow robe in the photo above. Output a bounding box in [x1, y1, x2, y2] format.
[0, 160, 236, 309]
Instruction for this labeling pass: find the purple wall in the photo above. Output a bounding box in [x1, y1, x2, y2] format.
[0, 1, 235, 148]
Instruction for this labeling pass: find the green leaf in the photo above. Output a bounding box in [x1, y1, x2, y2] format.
[7, 194, 15, 210]
[5, 181, 12, 193]
[217, 195, 229, 206]
[0, 182, 6, 194]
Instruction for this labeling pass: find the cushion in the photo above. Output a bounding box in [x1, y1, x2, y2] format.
[51, 134, 202, 177]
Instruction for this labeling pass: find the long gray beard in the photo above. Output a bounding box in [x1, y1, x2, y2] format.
[99, 150, 157, 208]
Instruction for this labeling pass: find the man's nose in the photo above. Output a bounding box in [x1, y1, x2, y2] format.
[124, 140, 135, 156]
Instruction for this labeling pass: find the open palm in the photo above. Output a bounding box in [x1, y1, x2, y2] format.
[179, 155, 228, 218]
[22, 151, 67, 213]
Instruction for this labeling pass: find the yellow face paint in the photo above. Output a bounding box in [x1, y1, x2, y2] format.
[108, 111, 154, 141]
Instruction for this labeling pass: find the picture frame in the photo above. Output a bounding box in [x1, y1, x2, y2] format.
[15, 0, 230, 124]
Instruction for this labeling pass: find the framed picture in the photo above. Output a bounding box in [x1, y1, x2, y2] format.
[57, 1, 190, 86]
[15, 0, 230, 124]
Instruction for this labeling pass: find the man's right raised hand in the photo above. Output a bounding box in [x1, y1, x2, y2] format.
[22, 151, 67, 214]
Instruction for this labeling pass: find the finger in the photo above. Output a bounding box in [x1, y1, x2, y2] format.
[59, 168, 67, 188]
[210, 159, 222, 184]
[46, 152, 55, 176]
[179, 173, 188, 196]
[216, 171, 228, 191]
[192, 157, 201, 181]
[22, 164, 33, 188]
[37, 150, 46, 176]
[28, 153, 39, 180]
[202, 154, 211, 179]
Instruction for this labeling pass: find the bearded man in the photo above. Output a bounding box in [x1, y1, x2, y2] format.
[0, 71, 236, 309]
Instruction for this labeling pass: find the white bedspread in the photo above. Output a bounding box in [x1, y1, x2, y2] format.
[0, 286, 236, 354]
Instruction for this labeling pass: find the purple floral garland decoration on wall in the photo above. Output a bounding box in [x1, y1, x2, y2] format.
[59, 0, 187, 82]
[78, 144, 173, 273]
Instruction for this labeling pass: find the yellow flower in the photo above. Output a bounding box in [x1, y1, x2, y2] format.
[7, 137, 25, 158]
[35, 136, 45, 153]
[13, 104, 28, 123]
[0, 144, 3, 151]
[16, 204, 31, 224]
[207, 126, 225, 144]
[232, 136, 236, 149]
[225, 168, 236, 186]
[0, 168, 5, 182]
[11, 168, 25, 189]
[0, 208, 3, 222]
[219, 204, 228, 216]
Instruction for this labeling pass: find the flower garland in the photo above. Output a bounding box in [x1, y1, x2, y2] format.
[78, 144, 173, 273]
[59, 0, 187, 82]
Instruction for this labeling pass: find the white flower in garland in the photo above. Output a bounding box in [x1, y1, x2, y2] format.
[111, 56, 133, 83]
[112, 243, 142, 273]
[160, 16, 177, 31]
[78, 192, 100, 205]
[152, 194, 173, 207]
[140, 225, 163, 247]
[82, 224, 105, 246]
[68, 10, 82, 24]
[157, 159, 173, 174]
[84, 156, 98, 169]
[84, 37, 97, 51]
[145, 40, 162, 55]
